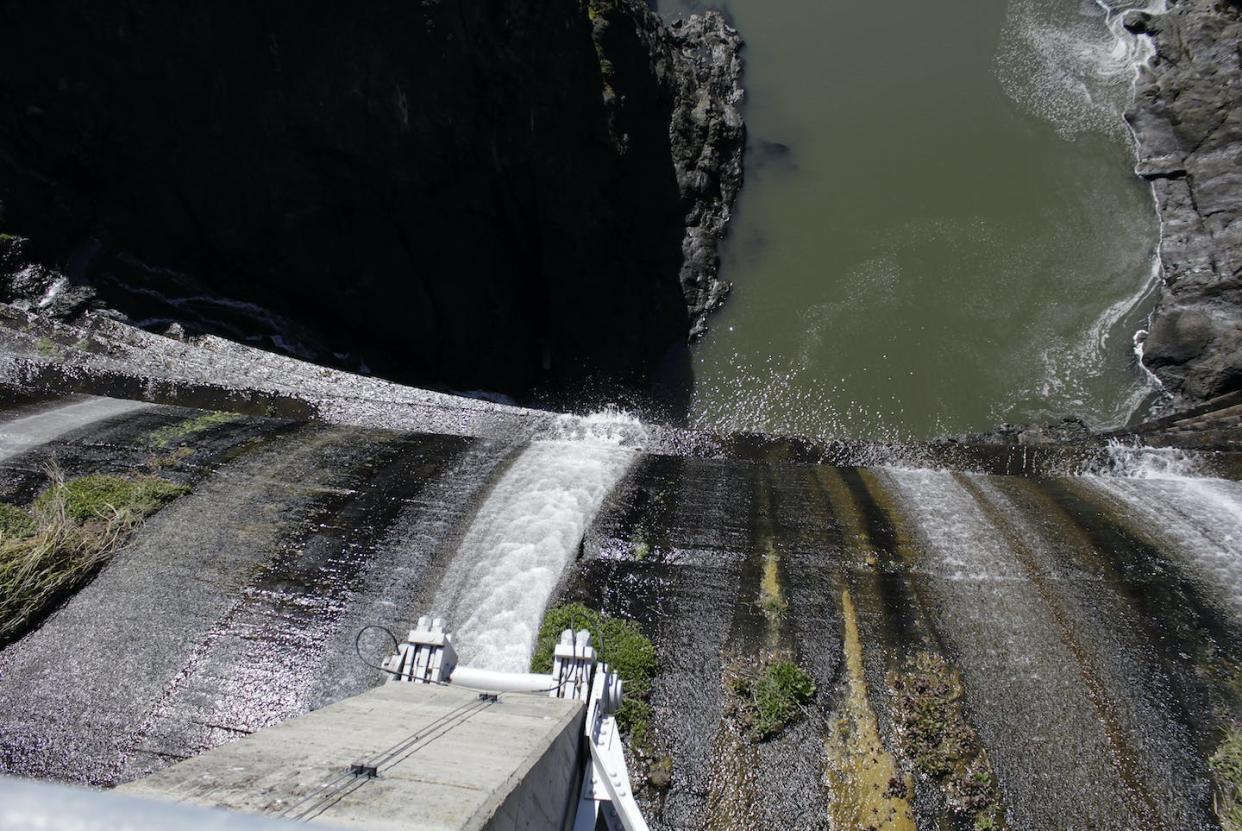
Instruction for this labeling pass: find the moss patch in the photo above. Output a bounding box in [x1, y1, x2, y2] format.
[2, 470, 189, 642]
[888, 652, 1005, 828]
[758, 540, 787, 623]
[727, 657, 816, 742]
[150, 410, 241, 449]
[33, 473, 188, 523]
[1211, 725, 1242, 831]
[584, 0, 620, 108]
[34, 337, 61, 358]
[531, 603, 657, 738]
[0, 503, 36, 540]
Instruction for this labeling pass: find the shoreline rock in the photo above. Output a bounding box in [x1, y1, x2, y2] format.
[666, 13, 746, 337]
[1127, 0, 1242, 407]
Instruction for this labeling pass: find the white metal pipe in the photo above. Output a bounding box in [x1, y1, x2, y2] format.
[449, 666, 557, 694]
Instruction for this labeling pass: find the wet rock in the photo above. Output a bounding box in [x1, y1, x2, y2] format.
[935, 415, 1095, 447]
[1121, 10, 1154, 35]
[1126, 0, 1242, 405]
[666, 13, 746, 337]
[0, 235, 96, 320]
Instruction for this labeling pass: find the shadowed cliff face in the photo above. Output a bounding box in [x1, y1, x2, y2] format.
[0, 0, 724, 397]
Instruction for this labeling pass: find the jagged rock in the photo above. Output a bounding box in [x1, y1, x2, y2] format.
[581, 1, 745, 339]
[934, 416, 1096, 447]
[1127, 0, 1242, 405]
[667, 14, 745, 337]
[0, 235, 96, 320]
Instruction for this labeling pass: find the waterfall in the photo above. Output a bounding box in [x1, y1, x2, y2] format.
[1080, 444, 1242, 616]
[430, 410, 646, 673]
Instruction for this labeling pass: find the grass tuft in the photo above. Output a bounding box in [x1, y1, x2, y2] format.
[0, 503, 36, 539]
[1, 469, 188, 642]
[33, 473, 187, 524]
[727, 657, 816, 741]
[1211, 724, 1242, 831]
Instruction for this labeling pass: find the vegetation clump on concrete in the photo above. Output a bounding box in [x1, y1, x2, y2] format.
[0, 503, 37, 539]
[727, 657, 816, 741]
[149, 410, 241, 449]
[531, 602, 658, 741]
[1210, 724, 1242, 831]
[33, 473, 188, 523]
[0, 469, 188, 642]
[757, 541, 787, 622]
[888, 651, 1005, 830]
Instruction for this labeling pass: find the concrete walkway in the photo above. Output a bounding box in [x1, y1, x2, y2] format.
[121, 683, 584, 831]
[0, 396, 152, 462]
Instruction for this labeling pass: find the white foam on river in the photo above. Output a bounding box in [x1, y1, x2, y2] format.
[996, 0, 1161, 141]
[431, 409, 646, 673]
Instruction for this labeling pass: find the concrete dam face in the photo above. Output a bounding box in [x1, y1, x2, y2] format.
[0, 376, 1239, 830]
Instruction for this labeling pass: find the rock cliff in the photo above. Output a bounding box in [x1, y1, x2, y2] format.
[0, 0, 742, 398]
[1127, 0, 1242, 405]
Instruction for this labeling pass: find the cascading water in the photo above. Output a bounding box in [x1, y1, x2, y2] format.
[1080, 442, 1242, 615]
[429, 410, 647, 673]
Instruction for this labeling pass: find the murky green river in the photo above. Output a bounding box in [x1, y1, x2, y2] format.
[669, 0, 1161, 441]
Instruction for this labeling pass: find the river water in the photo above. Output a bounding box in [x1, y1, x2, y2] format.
[668, 0, 1163, 441]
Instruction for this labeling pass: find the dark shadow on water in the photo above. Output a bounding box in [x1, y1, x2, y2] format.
[525, 337, 695, 426]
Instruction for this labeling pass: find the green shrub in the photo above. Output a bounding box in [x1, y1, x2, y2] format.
[728, 658, 816, 741]
[531, 603, 657, 736]
[33, 473, 188, 523]
[0, 503, 36, 539]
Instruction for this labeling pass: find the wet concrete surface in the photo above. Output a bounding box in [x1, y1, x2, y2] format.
[0, 400, 295, 505]
[556, 455, 1240, 829]
[880, 468, 1188, 830]
[0, 392, 1239, 830]
[0, 396, 155, 464]
[0, 424, 456, 784]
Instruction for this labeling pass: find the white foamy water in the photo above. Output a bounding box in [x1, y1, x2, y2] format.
[431, 410, 645, 672]
[1081, 444, 1242, 615]
[996, 0, 1161, 142]
[880, 467, 1025, 583]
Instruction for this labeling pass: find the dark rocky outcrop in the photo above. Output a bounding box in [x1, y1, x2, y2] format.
[1127, 0, 1242, 405]
[0, 0, 742, 399]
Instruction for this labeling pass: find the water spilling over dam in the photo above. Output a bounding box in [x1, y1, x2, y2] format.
[0, 0, 1238, 825]
[0, 386, 1237, 829]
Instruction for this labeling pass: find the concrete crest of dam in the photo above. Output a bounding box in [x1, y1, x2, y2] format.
[0, 373, 1239, 829]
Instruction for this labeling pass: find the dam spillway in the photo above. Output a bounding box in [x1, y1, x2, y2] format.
[0, 390, 1238, 829]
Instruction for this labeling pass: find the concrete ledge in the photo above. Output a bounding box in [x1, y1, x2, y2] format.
[120, 684, 585, 831]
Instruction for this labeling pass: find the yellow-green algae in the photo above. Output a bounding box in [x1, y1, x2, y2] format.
[825, 588, 916, 831]
[149, 410, 242, 449]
